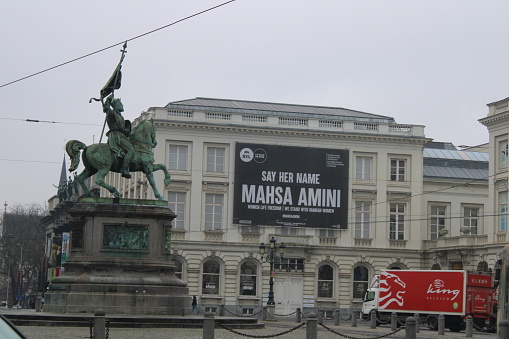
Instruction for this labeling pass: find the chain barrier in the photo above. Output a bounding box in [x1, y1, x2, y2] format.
[320, 323, 404, 339]
[323, 313, 335, 321]
[374, 313, 391, 325]
[223, 307, 263, 317]
[275, 310, 297, 317]
[217, 321, 305, 338]
[339, 313, 352, 321]
[88, 318, 110, 339]
[472, 321, 497, 332]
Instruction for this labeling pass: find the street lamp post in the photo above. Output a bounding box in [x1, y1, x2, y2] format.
[259, 237, 286, 318]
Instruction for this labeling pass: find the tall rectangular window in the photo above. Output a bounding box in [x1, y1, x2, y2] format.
[205, 193, 223, 230]
[206, 147, 225, 173]
[389, 203, 405, 240]
[356, 157, 373, 181]
[463, 207, 479, 235]
[168, 191, 186, 230]
[169, 145, 188, 171]
[499, 139, 508, 169]
[430, 205, 446, 240]
[500, 192, 508, 232]
[355, 201, 371, 238]
[390, 159, 406, 182]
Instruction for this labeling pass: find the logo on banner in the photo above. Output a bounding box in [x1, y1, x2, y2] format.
[240, 147, 267, 163]
[379, 272, 407, 308]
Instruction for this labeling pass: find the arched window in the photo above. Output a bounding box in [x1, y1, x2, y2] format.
[172, 257, 184, 281]
[239, 261, 257, 296]
[202, 259, 221, 295]
[352, 266, 369, 299]
[317, 264, 334, 298]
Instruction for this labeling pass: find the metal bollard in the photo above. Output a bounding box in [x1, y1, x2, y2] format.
[438, 314, 445, 335]
[465, 315, 473, 337]
[499, 320, 509, 339]
[93, 309, 106, 339]
[306, 312, 317, 339]
[391, 312, 397, 331]
[262, 306, 267, 321]
[370, 310, 377, 329]
[414, 313, 420, 333]
[351, 311, 357, 327]
[203, 312, 215, 339]
[334, 309, 340, 326]
[296, 307, 301, 323]
[35, 297, 42, 313]
[317, 309, 324, 324]
[405, 317, 416, 339]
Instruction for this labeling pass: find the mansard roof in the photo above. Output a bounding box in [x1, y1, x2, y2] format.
[166, 97, 396, 124]
[423, 142, 488, 181]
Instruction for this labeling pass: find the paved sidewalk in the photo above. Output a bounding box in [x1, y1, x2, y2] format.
[3, 309, 498, 339]
[16, 321, 498, 339]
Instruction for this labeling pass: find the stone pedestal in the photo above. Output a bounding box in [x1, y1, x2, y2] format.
[45, 198, 189, 315]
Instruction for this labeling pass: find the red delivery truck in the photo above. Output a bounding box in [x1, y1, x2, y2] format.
[361, 270, 497, 332]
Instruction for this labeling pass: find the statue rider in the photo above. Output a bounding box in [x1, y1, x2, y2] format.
[102, 94, 134, 178]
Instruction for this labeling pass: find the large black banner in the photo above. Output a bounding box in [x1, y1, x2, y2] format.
[233, 143, 349, 229]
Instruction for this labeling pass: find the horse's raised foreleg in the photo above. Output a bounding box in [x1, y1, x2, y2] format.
[145, 167, 165, 201]
[77, 167, 97, 197]
[153, 164, 171, 187]
[95, 169, 120, 198]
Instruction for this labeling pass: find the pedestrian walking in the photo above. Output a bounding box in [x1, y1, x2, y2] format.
[192, 295, 199, 314]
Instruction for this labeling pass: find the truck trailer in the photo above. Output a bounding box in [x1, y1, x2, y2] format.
[361, 270, 497, 332]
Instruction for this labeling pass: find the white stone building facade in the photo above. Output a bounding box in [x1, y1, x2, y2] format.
[99, 97, 506, 315]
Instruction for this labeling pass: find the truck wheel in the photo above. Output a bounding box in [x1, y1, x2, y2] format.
[426, 316, 438, 331]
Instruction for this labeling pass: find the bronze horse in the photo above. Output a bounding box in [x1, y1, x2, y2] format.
[66, 119, 171, 200]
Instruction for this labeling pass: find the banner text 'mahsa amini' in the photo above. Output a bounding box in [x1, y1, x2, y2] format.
[241, 184, 341, 208]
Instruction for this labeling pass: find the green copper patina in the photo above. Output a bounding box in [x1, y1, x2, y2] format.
[64, 42, 171, 200]
[66, 119, 171, 200]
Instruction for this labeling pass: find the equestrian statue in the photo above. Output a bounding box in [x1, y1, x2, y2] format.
[66, 42, 171, 201]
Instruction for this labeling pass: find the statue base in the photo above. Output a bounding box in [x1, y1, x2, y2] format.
[44, 199, 189, 315]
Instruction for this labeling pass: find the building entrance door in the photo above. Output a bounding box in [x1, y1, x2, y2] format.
[274, 275, 303, 315]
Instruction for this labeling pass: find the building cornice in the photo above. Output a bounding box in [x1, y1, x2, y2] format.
[153, 120, 431, 145]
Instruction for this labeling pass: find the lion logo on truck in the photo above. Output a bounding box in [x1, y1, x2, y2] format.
[379, 272, 407, 308]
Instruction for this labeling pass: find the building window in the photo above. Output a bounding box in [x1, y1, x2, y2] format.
[172, 257, 184, 280]
[168, 191, 186, 230]
[202, 259, 221, 295]
[169, 145, 188, 171]
[356, 156, 373, 181]
[389, 203, 405, 240]
[430, 205, 446, 240]
[499, 139, 508, 169]
[390, 159, 406, 182]
[319, 229, 336, 237]
[355, 201, 371, 238]
[239, 261, 257, 296]
[353, 266, 369, 299]
[500, 192, 508, 232]
[317, 264, 334, 298]
[205, 193, 223, 230]
[274, 258, 304, 272]
[206, 147, 225, 173]
[463, 207, 479, 235]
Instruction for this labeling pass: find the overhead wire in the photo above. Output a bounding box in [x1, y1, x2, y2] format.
[0, 0, 237, 89]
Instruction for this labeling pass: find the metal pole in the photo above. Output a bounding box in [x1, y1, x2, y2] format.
[268, 254, 274, 305]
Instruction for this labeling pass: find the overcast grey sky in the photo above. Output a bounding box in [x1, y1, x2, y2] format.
[1, 0, 508, 207]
